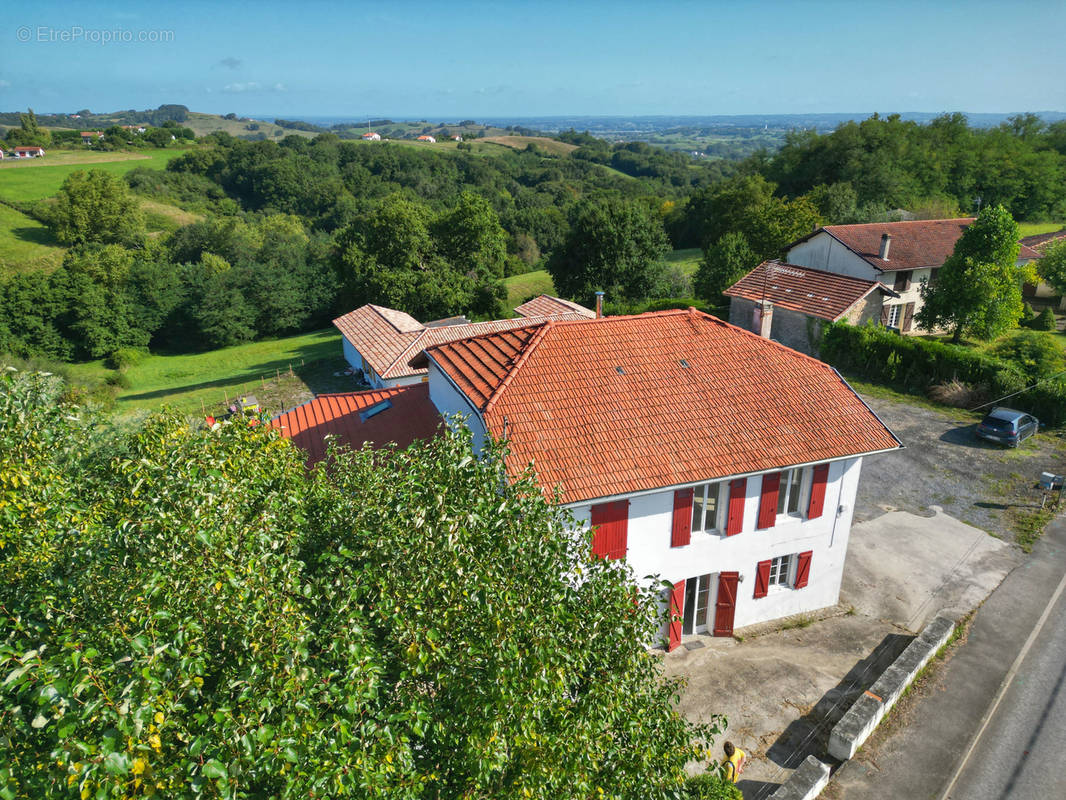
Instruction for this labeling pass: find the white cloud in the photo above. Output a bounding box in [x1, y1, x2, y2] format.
[221, 81, 286, 94]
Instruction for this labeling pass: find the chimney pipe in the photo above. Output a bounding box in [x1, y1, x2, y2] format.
[879, 233, 891, 261]
[753, 299, 774, 339]
[595, 291, 604, 319]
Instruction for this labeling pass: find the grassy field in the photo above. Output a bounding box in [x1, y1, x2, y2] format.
[664, 248, 702, 277]
[1018, 221, 1065, 237]
[0, 148, 188, 205]
[0, 203, 64, 275]
[479, 136, 578, 156]
[65, 328, 346, 417]
[503, 269, 556, 310]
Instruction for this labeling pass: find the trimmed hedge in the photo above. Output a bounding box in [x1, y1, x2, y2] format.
[820, 323, 1066, 427]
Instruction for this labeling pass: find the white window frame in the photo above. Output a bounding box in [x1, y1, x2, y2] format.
[885, 304, 901, 328]
[776, 467, 809, 522]
[768, 554, 795, 590]
[691, 481, 725, 534]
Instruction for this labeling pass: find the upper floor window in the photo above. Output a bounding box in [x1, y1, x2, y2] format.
[691, 481, 723, 533]
[893, 271, 912, 292]
[777, 467, 805, 517]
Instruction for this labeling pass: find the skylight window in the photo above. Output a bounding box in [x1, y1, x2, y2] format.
[616, 366, 625, 375]
[679, 359, 690, 368]
[359, 399, 392, 422]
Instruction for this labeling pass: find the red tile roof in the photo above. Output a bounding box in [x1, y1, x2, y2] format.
[513, 295, 595, 319]
[426, 309, 901, 504]
[1020, 229, 1066, 253]
[796, 218, 1043, 271]
[270, 384, 440, 465]
[332, 303, 593, 381]
[724, 260, 897, 321]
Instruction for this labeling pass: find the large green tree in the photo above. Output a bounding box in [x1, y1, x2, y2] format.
[1036, 238, 1066, 295]
[0, 371, 722, 799]
[916, 205, 1029, 342]
[4, 108, 51, 147]
[547, 197, 669, 304]
[683, 175, 821, 258]
[695, 231, 758, 302]
[50, 169, 146, 247]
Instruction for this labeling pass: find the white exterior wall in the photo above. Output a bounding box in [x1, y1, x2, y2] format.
[427, 361, 489, 453]
[569, 457, 864, 635]
[787, 233, 879, 281]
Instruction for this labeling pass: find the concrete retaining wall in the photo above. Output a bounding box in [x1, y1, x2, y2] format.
[770, 755, 831, 800]
[828, 615, 955, 760]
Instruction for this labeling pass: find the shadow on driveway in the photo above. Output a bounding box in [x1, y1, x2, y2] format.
[749, 633, 912, 797]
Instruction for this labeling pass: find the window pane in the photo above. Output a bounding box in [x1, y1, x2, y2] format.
[705, 485, 718, 530]
[777, 472, 788, 515]
[692, 487, 705, 532]
[695, 574, 711, 628]
[787, 470, 801, 514]
[683, 578, 698, 635]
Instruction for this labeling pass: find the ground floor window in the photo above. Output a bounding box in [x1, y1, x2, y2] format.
[768, 554, 793, 588]
[885, 304, 901, 328]
[682, 573, 712, 635]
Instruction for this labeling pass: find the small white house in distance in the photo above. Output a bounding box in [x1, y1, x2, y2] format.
[361, 132, 381, 141]
[331, 296, 595, 389]
[422, 308, 902, 649]
[785, 219, 1043, 334]
[416, 135, 436, 143]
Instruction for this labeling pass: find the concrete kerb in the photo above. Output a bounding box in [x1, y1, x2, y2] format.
[828, 615, 956, 761]
[769, 755, 831, 800]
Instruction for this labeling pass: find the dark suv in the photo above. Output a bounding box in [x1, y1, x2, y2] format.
[975, 407, 1039, 447]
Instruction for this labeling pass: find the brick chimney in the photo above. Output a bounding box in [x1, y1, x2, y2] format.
[753, 299, 774, 338]
[879, 233, 892, 261]
[595, 291, 604, 319]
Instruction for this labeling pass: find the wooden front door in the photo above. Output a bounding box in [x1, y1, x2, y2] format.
[713, 571, 739, 637]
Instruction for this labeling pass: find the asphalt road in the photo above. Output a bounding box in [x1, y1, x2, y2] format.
[944, 566, 1066, 800]
[826, 516, 1066, 800]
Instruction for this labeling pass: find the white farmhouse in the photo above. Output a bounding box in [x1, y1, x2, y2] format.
[279, 307, 901, 649]
[785, 219, 1043, 334]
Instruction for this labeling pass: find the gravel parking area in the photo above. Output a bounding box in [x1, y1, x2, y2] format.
[853, 390, 1066, 546]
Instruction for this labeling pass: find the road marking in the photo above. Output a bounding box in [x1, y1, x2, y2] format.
[939, 562, 1066, 799]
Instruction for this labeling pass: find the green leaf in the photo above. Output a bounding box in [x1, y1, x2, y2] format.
[202, 759, 227, 779]
[103, 752, 129, 775]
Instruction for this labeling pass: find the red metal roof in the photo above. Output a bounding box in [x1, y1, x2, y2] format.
[724, 260, 896, 321]
[513, 295, 595, 319]
[269, 384, 440, 465]
[426, 308, 902, 504]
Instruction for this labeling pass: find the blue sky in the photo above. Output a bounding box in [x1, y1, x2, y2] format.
[1, 0, 1063, 118]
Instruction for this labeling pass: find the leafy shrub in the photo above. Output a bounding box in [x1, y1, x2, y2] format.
[990, 330, 1065, 382]
[1026, 307, 1058, 331]
[104, 371, 132, 389]
[820, 322, 1066, 426]
[683, 772, 744, 799]
[107, 347, 147, 371]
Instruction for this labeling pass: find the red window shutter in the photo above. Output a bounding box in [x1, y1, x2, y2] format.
[668, 580, 684, 651]
[590, 499, 629, 560]
[807, 464, 830, 519]
[795, 551, 813, 589]
[754, 559, 771, 599]
[671, 488, 693, 547]
[757, 472, 780, 530]
[725, 478, 746, 536]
